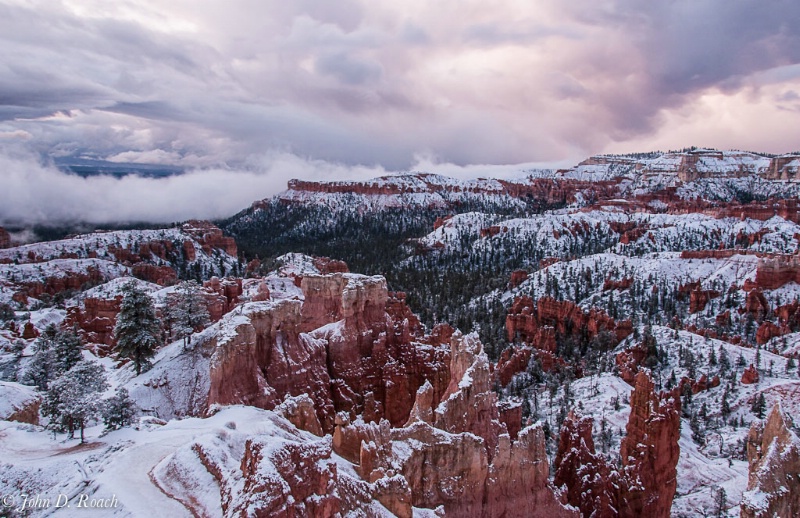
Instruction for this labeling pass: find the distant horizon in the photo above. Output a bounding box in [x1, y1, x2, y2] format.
[1, 146, 797, 231]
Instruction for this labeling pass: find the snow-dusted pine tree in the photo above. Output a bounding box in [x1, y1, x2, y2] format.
[102, 387, 137, 430]
[22, 325, 85, 388]
[54, 328, 83, 373]
[42, 360, 108, 442]
[23, 324, 59, 389]
[164, 280, 210, 348]
[114, 281, 161, 375]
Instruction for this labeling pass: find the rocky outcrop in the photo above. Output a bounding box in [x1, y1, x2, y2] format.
[21, 321, 39, 339]
[744, 290, 770, 321]
[207, 299, 337, 431]
[756, 321, 783, 345]
[181, 220, 238, 257]
[305, 274, 450, 427]
[755, 256, 800, 290]
[0, 227, 10, 249]
[284, 174, 618, 211]
[0, 381, 41, 425]
[741, 404, 800, 518]
[689, 289, 720, 313]
[276, 394, 324, 437]
[206, 273, 452, 433]
[764, 155, 800, 181]
[131, 263, 177, 286]
[554, 371, 681, 518]
[742, 365, 760, 384]
[494, 345, 534, 386]
[108, 239, 175, 264]
[64, 296, 121, 349]
[312, 256, 349, 274]
[509, 269, 529, 289]
[203, 276, 243, 321]
[152, 410, 379, 518]
[554, 413, 616, 517]
[618, 371, 681, 518]
[16, 265, 107, 300]
[344, 330, 576, 517]
[506, 296, 632, 353]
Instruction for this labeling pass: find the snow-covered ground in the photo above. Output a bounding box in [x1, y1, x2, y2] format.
[0, 405, 395, 517]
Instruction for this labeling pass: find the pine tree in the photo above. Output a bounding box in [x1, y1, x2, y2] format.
[690, 411, 704, 445]
[102, 388, 137, 430]
[165, 280, 210, 348]
[681, 382, 693, 417]
[642, 325, 660, 368]
[714, 486, 727, 517]
[114, 281, 161, 375]
[23, 324, 59, 389]
[719, 346, 731, 373]
[751, 393, 766, 419]
[737, 352, 746, 368]
[54, 328, 83, 373]
[721, 389, 731, 419]
[42, 361, 108, 442]
[666, 370, 677, 390]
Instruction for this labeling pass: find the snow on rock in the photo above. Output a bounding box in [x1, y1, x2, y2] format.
[740, 403, 800, 518]
[0, 381, 40, 424]
[0, 406, 391, 517]
[336, 328, 577, 517]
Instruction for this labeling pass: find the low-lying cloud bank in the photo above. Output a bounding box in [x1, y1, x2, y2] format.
[0, 149, 560, 225]
[0, 151, 381, 224]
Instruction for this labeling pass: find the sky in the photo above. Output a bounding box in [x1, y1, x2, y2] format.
[1, 0, 800, 223]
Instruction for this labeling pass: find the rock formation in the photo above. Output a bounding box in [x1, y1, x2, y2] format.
[506, 296, 632, 355]
[203, 276, 243, 321]
[131, 263, 177, 286]
[756, 321, 783, 345]
[744, 290, 770, 321]
[0, 227, 10, 249]
[742, 364, 760, 384]
[151, 411, 377, 517]
[618, 371, 681, 518]
[689, 289, 720, 314]
[755, 256, 800, 290]
[764, 155, 800, 181]
[343, 330, 576, 517]
[554, 371, 681, 518]
[64, 296, 122, 350]
[206, 273, 452, 433]
[181, 220, 238, 257]
[15, 265, 108, 301]
[494, 345, 534, 386]
[509, 269, 529, 289]
[554, 413, 616, 517]
[0, 381, 41, 425]
[741, 404, 800, 518]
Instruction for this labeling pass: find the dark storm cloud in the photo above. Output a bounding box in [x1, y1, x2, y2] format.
[554, 0, 800, 137]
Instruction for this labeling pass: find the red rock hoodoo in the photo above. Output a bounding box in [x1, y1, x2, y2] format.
[742, 365, 760, 384]
[741, 404, 800, 518]
[555, 371, 681, 518]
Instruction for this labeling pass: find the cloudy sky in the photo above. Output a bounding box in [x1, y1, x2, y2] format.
[1, 0, 799, 223]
